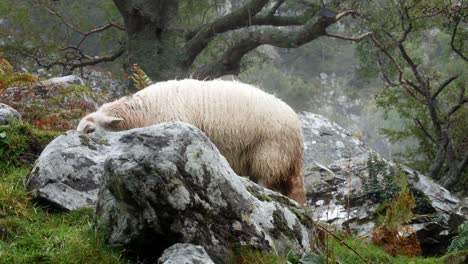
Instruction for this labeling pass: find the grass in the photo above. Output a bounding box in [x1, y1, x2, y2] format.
[328, 236, 443, 264]
[0, 167, 130, 264]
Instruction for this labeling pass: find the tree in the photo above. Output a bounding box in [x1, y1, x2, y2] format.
[86, 0, 373, 81]
[2, 0, 371, 81]
[357, 0, 467, 194]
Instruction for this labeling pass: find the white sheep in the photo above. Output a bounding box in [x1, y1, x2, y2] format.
[78, 79, 305, 204]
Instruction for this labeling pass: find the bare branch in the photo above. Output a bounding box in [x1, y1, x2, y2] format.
[431, 75, 459, 99]
[414, 118, 435, 143]
[325, 32, 372, 42]
[268, 0, 286, 16]
[45, 7, 82, 34]
[68, 47, 125, 72]
[448, 95, 468, 117]
[398, 43, 428, 93]
[335, 10, 359, 21]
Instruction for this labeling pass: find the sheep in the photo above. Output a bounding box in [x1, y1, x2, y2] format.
[77, 79, 305, 204]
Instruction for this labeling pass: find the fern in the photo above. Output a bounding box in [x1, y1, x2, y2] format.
[0, 54, 37, 95]
[372, 170, 421, 256]
[130, 64, 152, 90]
[448, 221, 468, 253]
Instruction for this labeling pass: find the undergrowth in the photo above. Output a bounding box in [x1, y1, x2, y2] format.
[0, 167, 129, 264]
[0, 121, 59, 172]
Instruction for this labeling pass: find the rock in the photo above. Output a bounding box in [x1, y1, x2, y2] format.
[0, 103, 21, 125]
[96, 122, 313, 263]
[25, 131, 119, 210]
[299, 112, 466, 256]
[42, 75, 85, 86]
[300, 112, 368, 166]
[158, 243, 215, 264]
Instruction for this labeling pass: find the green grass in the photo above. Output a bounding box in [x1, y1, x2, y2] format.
[0, 167, 130, 264]
[329, 236, 444, 264]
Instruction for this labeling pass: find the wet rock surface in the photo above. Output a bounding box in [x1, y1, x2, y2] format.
[157, 243, 215, 264]
[299, 112, 466, 256]
[95, 122, 313, 263]
[0, 103, 21, 125]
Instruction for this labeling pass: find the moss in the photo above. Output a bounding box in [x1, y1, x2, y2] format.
[245, 186, 273, 202]
[194, 149, 203, 159]
[0, 121, 59, 171]
[270, 195, 298, 208]
[272, 210, 296, 240]
[92, 137, 110, 146]
[79, 135, 98, 150]
[411, 188, 436, 214]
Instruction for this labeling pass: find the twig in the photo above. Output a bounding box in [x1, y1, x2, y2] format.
[315, 222, 369, 263]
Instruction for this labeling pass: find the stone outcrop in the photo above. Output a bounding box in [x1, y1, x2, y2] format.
[157, 243, 215, 264]
[0, 103, 21, 125]
[299, 112, 465, 255]
[95, 122, 313, 263]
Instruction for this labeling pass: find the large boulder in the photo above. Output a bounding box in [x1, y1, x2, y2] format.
[95, 122, 313, 263]
[0, 103, 21, 125]
[299, 112, 466, 255]
[25, 131, 119, 210]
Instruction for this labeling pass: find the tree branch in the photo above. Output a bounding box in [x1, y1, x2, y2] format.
[183, 0, 270, 63]
[447, 96, 468, 117]
[68, 47, 125, 72]
[450, 16, 468, 62]
[431, 75, 459, 99]
[398, 43, 428, 94]
[414, 118, 435, 143]
[325, 32, 372, 42]
[193, 9, 364, 79]
[267, 0, 286, 16]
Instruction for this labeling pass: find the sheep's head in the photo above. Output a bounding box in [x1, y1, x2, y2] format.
[77, 112, 123, 133]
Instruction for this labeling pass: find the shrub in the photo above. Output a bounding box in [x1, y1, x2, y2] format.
[448, 221, 468, 253]
[0, 120, 59, 171]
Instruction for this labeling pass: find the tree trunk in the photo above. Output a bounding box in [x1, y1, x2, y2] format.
[113, 0, 186, 81]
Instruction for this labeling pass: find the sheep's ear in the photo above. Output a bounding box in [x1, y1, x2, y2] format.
[101, 116, 124, 127]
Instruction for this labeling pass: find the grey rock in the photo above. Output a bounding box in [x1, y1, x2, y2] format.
[158, 243, 215, 264]
[25, 131, 119, 210]
[96, 122, 313, 263]
[0, 103, 21, 125]
[299, 112, 466, 256]
[42, 75, 85, 86]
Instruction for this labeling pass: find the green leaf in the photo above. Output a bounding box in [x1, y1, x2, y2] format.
[0, 131, 6, 138]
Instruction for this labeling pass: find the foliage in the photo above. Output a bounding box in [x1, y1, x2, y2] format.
[0, 53, 37, 95]
[0, 120, 58, 171]
[240, 63, 320, 112]
[0, 0, 124, 75]
[329, 235, 441, 264]
[372, 171, 421, 257]
[130, 64, 152, 90]
[286, 252, 324, 264]
[356, 0, 468, 194]
[2, 83, 108, 131]
[448, 221, 468, 253]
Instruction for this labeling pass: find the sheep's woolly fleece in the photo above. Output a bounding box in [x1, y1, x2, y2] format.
[77, 79, 305, 204]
